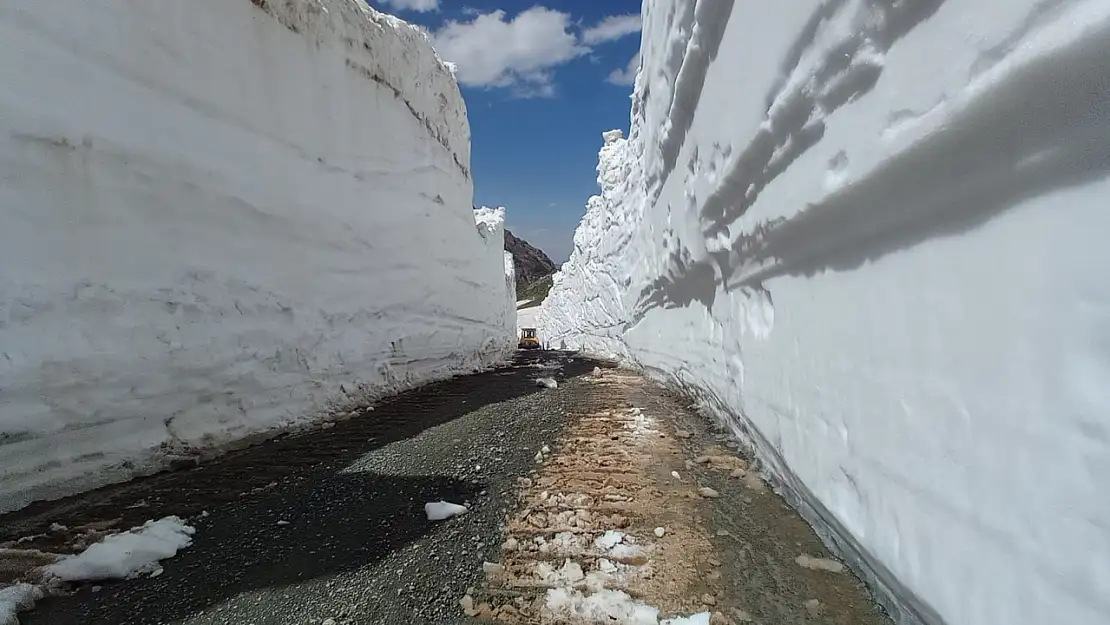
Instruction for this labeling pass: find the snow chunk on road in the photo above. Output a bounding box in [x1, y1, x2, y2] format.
[594, 530, 626, 551]
[0, 584, 43, 625]
[545, 587, 710, 625]
[537, 559, 586, 585]
[425, 501, 468, 521]
[536, 378, 558, 389]
[43, 516, 195, 582]
[546, 587, 659, 624]
[592, 530, 643, 560]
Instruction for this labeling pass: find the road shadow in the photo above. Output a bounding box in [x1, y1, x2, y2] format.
[24, 470, 483, 625]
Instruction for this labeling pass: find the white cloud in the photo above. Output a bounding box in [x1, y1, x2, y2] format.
[380, 0, 440, 11]
[607, 52, 640, 86]
[581, 13, 642, 45]
[433, 7, 590, 97]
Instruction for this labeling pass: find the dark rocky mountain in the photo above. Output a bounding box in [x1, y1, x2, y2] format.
[504, 229, 557, 289]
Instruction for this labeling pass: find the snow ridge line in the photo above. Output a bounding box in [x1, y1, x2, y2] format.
[650, 0, 734, 201]
[632, 0, 948, 317]
[698, 0, 946, 235]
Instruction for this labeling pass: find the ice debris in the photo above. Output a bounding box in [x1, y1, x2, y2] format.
[425, 501, 469, 521]
[544, 587, 712, 625]
[0, 584, 43, 625]
[594, 530, 626, 551]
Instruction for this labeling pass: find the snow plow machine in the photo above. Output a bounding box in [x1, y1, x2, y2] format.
[518, 328, 541, 350]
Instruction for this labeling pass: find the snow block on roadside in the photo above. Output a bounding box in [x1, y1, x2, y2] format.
[0, 0, 514, 513]
[539, 2, 1110, 625]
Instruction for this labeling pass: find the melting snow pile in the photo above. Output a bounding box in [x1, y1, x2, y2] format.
[594, 530, 642, 561]
[0, 0, 515, 514]
[537, 530, 708, 625]
[539, 1, 1110, 624]
[43, 516, 195, 582]
[545, 587, 663, 625]
[1, 516, 194, 625]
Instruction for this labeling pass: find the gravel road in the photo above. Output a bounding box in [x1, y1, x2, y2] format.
[1, 351, 891, 625]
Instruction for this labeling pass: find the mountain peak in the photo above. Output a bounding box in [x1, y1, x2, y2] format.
[504, 228, 556, 288]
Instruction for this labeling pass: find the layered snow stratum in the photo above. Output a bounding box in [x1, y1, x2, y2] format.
[0, 0, 514, 513]
[540, 1, 1110, 624]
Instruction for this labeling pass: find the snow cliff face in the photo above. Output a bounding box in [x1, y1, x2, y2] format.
[0, 0, 514, 513]
[504, 251, 519, 337]
[540, 2, 1110, 624]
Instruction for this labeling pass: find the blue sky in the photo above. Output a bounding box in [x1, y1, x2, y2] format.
[369, 0, 643, 262]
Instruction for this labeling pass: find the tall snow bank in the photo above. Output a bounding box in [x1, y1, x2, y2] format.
[0, 0, 513, 513]
[504, 251, 518, 337]
[540, 2, 1110, 625]
[474, 206, 518, 347]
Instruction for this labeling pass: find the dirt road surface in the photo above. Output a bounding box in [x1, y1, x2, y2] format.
[0, 352, 891, 625]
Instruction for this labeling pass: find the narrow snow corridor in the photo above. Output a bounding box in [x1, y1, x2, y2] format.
[2, 0, 1107, 624]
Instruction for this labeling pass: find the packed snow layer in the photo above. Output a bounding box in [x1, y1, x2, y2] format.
[505, 252, 518, 337]
[0, 0, 515, 513]
[540, 2, 1110, 625]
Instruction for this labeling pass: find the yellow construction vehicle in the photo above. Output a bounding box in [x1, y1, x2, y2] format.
[518, 328, 541, 350]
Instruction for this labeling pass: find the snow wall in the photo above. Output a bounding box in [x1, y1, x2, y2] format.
[0, 0, 516, 514]
[539, 1, 1110, 624]
[504, 250, 519, 338]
